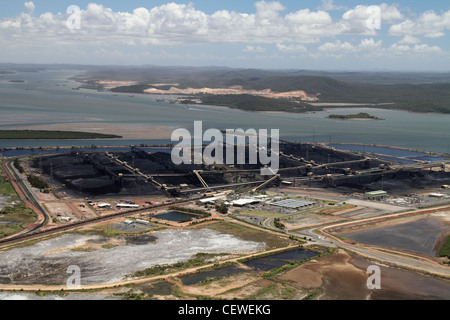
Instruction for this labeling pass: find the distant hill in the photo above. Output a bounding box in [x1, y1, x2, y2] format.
[72, 65, 450, 114]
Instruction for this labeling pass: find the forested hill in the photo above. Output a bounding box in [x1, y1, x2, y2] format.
[75, 66, 450, 114]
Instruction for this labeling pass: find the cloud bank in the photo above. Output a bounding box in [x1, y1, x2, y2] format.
[0, 1, 448, 68]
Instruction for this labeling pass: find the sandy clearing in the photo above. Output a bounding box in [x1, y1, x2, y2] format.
[278, 249, 370, 299]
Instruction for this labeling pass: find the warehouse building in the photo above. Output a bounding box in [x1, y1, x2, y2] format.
[365, 190, 388, 200]
[270, 199, 315, 209]
[231, 198, 263, 207]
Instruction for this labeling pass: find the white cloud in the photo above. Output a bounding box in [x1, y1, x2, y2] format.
[390, 41, 445, 55]
[0, 1, 373, 48]
[318, 39, 382, 54]
[243, 45, 266, 53]
[389, 10, 450, 38]
[412, 44, 443, 54]
[340, 3, 404, 35]
[390, 43, 411, 55]
[276, 43, 307, 53]
[24, 2, 35, 13]
[0, 1, 448, 68]
[398, 35, 421, 44]
[319, 0, 346, 11]
[319, 40, 356, 53]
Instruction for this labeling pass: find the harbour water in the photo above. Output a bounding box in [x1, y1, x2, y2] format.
[1, 69, 450, 154]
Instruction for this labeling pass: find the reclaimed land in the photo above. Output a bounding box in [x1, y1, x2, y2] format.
[0, 130, 122, 140]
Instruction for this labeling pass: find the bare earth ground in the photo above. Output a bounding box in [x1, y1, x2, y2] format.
[277, 248, 450, 300]
[143, 86, 318, 101]
[278, 249, 371, 300]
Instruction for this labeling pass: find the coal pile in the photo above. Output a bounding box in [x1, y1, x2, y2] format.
[116, 150, 229, 188]
[327, 170, 450, 194]
[32, 153, 164, 197]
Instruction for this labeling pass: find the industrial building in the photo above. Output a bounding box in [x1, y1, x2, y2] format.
[136, 219, 150, 225]
[270, 199, 315, 209]
[116, 203, 140, 209]
[231, 198, 263, 207]
[365, 190, 388, 200]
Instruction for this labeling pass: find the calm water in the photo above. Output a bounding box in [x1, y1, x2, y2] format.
[243, 248, 318, 272]
[155, 211, 197, 222]
[180, 248, 319, 285]
[1, 70, 450, 153]
[181, 264, 248, 285]
[339, 216, 449, 256]
[328, 144, 448, 163]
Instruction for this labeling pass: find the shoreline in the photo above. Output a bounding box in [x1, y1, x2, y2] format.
[6, 123, 176, 140]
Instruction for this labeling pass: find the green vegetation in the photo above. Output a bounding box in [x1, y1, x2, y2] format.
[246, 283, 298, 300]
[239, 209, 285, 219]
[110, 84, 152, 93]
[215, 203, 229, 215]
[328, 113, 383, 120]
[273, 218, 285, 230]
[124, 292, 145, 300]
[0, 175, 17, 198]
[200, 94, 316, 113]
[85, 66, 450, 114]
[0, 201, 37, 238]
[13, 159, 24, 173]
[0, 130, 122, 140]
[0, 163, 38, 238]
[27, 175, 49, 190]
[236, 75, 450, 113]
[438, 236, 450, 259]
[132, 253, 228, 278]
[302, 289, 322, 300]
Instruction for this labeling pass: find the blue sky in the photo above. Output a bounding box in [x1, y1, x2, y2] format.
[1, 1, 448, 17]
[0, 1, 449, 70]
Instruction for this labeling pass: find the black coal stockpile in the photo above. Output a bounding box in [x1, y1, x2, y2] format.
[32, 153, 164, 196]
[117, 150, 228, 188]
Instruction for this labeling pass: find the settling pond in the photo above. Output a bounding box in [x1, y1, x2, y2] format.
[155, 211, 197, 222]
[180, 248, 319, 285]
[338, 214, 450, 256]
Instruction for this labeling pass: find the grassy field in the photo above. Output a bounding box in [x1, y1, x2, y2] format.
[439, 236, 450, 258]
[246, 282, 299, 300]
[239, 209, 285, 219]
[0, 130, 122, 140]
[0, 201, 37, 238]
[0, 162, 37, 238]
[133, 253, 229, 278]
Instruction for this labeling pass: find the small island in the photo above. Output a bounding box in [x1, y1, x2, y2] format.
[328, 112, 384, 121]
[0, 130, 122, 140]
